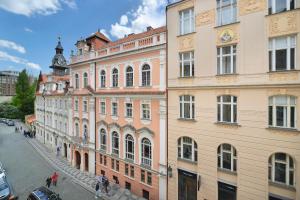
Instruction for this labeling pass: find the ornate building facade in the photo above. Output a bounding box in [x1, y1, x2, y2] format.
[167, 0, 300, 200]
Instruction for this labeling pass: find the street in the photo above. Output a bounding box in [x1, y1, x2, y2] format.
[0, 123, 95, 200]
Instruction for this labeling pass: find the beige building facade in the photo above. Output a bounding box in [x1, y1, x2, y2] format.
[167, 0, 300, 200]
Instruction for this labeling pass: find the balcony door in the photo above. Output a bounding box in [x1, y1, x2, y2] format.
[178, 169, 197, 200]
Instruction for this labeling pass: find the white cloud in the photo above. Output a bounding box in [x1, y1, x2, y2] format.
[0, 39, 26, 54]
[0, 50, 40, 70]
[109, 0, 168, 39]
[100, 29, 111, 40]
[0, 0, 77, 16]
[24, 27, 33, 33]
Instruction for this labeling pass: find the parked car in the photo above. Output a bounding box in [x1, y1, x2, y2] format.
[27, 187, 61, 200]
[6, 121, 14, 127]
[0, 176, 11, 200]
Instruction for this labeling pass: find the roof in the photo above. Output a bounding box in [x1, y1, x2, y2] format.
[86, 31, 111, 43]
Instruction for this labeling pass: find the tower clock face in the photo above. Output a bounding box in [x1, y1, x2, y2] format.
[57, 56, 65, 65]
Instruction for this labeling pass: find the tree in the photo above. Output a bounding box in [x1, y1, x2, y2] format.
[0, 102, 20, 119]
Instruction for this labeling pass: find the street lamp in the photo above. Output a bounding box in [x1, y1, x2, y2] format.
[42, 88, 46, 144]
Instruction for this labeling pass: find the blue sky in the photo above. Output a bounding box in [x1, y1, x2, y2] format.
[0, 0, 169, 76]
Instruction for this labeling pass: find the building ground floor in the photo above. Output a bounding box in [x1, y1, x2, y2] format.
[71, 145, 95, 175]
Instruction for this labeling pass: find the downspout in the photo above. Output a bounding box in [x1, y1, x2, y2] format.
[94, 62, 97, 175]
[165, 5, 169, 200]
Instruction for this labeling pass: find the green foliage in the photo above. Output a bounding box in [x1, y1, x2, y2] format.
[0, 102, 20, 119]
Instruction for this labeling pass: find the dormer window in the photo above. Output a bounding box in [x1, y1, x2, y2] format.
[78, 49, 83, 56]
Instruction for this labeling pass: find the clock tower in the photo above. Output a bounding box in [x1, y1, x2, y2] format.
[50, 37, 68, 76]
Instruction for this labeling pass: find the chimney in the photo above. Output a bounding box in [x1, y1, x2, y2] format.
[147, 26, 153, 31]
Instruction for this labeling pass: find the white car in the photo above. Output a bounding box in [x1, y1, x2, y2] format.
[0, 162, 5, 179]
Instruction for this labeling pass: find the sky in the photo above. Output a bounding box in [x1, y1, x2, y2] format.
[0, 0, 173, 76]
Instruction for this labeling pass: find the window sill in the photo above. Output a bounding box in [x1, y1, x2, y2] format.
[110, 87, 119, 89]
[139, 181, 153, 188]
[266, 126, 300, 133]
[124, 158, 134, 164]
[177, 31, 196, 38]
[216, 73, 239, 77]
[265, 8, 300, 17]
[214, 122, 240, 127]
[139, 85, 152, 88]
[124, 175, 135, 181]
[268, 69, 300, 74]
[178, 76, 195, 79]
[177, 118, 196, 122]
[99, 149, 107, 154]
[269, 181, 296, 191]
[111, 169, 120, 174]
[218, 168, 237, 175]
[140, 164, 152, 170]
[214, 21, 240, 29]
[111, 154, 119, 159]
[177, 157, 197, 165]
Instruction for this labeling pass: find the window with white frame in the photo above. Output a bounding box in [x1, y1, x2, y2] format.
[83, 72, 88, 88]
[112, 131, 119, 156]
[83, 100, 88, 112]
[112, 68, 119, 87]
[269, 36, 296, 71]
[179, 8, 195, 35]
[217, 45, 236, 74]
[217, 95, 237, 123]
[75, 123, 79, 136]
[83, 124, 88, 142]
[100, 101, 106, 115]
[179, 51, 194, 77]
[112, 102, 118, 116]
[141, 64, 151, 86]
[74, 99, 79, 111]
[269, 153, 294, 186]
[126, 66, 134, 87]
[269, 96, 296, 128]
[177, 136, 198, 162]
[75, 74, 79, 89]
[218, 143, 237, 172]
[268, 0, 295, 14]
[141, 103, 150, 120]
[100, 70, 106, 88]
[125, 134, 134, 161]
[217, 0, 237, 26]
[179, 95, 195, 119]
[125, 103, 133, 118]
[100, 129, 106, 151]
[141, 138, 152, 167]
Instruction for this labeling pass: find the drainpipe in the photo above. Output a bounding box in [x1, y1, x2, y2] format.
[165, 6, 169, 200]
[94, 62, 97, 175]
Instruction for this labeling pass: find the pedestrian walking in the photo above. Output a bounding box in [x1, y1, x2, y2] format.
[46, 177, 52, 188]
[95, 182, 100, 199]
[56, 146, 60, 157]
[102, 175, 109, 193]
[51, 172, 59, 186]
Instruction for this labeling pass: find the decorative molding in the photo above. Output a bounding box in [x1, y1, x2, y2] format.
[216, 23, 239, 46]
[196, 9, 215, 26]
[178, 34, 194, 51]
[216, 75, 239, 84]
[239, 0, 265, 16]
[268, 10, 299, 37]
[269, 72, 299, 82]
[177, 0, 194, 11]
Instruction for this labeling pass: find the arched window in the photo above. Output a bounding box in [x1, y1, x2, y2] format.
[112, 131, 119, 156]
[217, 143, 237, 172]
[269, 153, 295, 186]
[126, 66, 133, 87]
[100, 70, 106, 88]
[141, 138, 152, 167]
[112, 68, 118, 87]
[75, 74, 79, 89]
[217, 95, 237, 123]
[125, 134, 134, 161]
[100, 129, 106, 151]
[141, 64, 151, 86]
[83, 72, 88, 88]
[75, 123, 79, 137]
[269, 96, 296, 128]
[177, 136, 197, 162]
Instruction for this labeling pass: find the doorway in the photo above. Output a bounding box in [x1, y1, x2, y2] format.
[75, 151, 81, 169]
[64, 143, 67, 158]
[84, 153, 89, 172]
[178, 169, 197, 200]
[218, 182, 236, 200]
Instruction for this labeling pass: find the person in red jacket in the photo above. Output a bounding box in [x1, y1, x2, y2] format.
[51, 172, 59, 186]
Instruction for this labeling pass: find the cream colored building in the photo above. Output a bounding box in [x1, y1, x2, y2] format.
[167, 0, 300, 200]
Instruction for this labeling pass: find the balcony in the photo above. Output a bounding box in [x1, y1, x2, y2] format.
[71, 136, 90, 148]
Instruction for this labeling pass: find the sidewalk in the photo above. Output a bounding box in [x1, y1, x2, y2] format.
[27, 138, 144, 200]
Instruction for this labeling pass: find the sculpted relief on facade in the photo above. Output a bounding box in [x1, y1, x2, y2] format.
[216, 24, 239, 46]
[239, 0, 266, 16]
[178, 35, 194, 51]
[196, 9, 215, 27]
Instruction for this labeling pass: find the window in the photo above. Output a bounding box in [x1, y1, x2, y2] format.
[83, 72, 88, 88]
[268, 0, 295, 14]
[269, 36, 296, 71]
[83, 100, 88, 112]
[125, 164, 129, 176]
[217, 45, 236, 74]
[179, 51, 194, 77]
[100, 101, 106, 115]
[103, 155, 107, 166]
[217, 95, 237, 123]
[141, 64, 151, 86]
[141, 138, 152, 167]
[100, 70, 106, 88]
[217, 0, 237, 26]
[218, 182, 237, 200]
[75, 123, 79, 136]
[125, 103, 133, 118]
[100, 154, 103, 164]
[75, 74, 79, 89]
[141, 103, 150, 120]
[112, 131, 119, 156]
[177, 137, 198, 162]
[111, 159, 120, 172]
[74, 99, 79, 111]
[125, 135, 134, 161]
[218, 143, 237, 172]
[141, 170, 145, 182]
[100, 129, 106, 151]
[269, 153, 294, 186]
[269, 96, 296, 128]
[112, 102, 118, 116]
[112, 68, 118, 87]
[126, 66, 134, 87]
[147, 172, 152, 185]
[130, 165, 134, 178]
[179, 8, 195, 35]
[179, 95, 195, 119]
[125, 164, 135, 178]
[83, 124, 88, 143]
